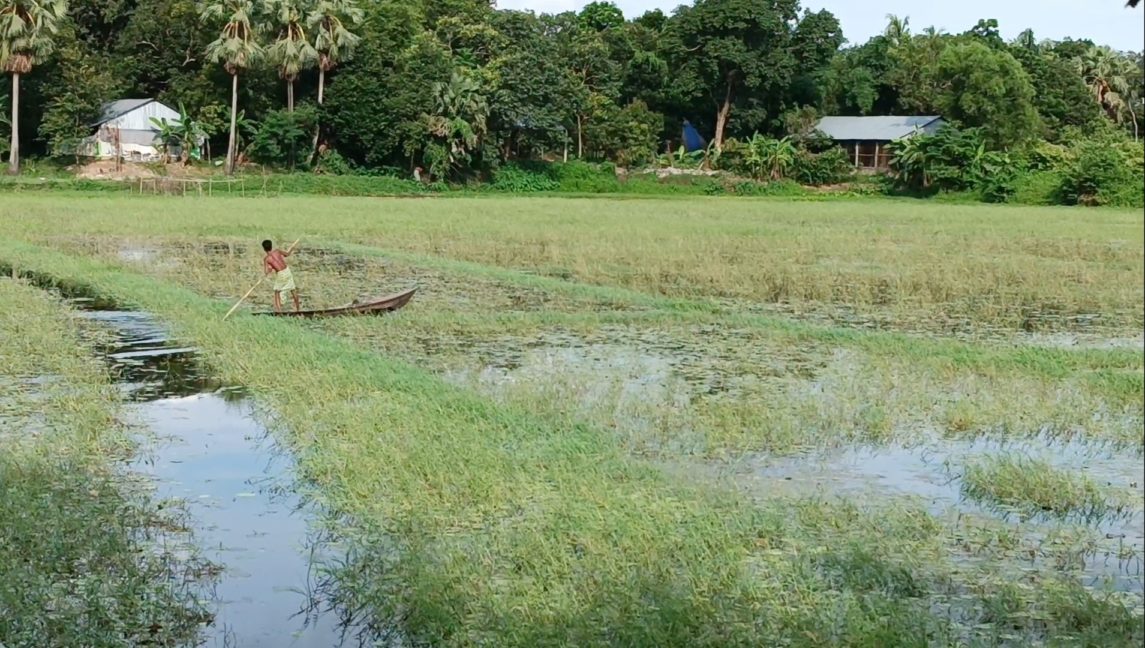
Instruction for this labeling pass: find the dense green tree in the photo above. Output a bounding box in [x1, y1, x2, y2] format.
[485, 10, 576, 161]
[888, 27, 950, 114]
[822, 36, 900, 115]
[1011, 45, 1101, 138]
[578, 1, 623, 32]
[0, 0, 1139, 182]
[933, 41, 1040, 148]
[665, 0, 801, 149]
[38, 37, 123, 158]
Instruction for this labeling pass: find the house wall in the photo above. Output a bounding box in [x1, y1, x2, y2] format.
[100, 101, 181, 131]
[81, 102, 186, 162]
[842, 141, 893, 170]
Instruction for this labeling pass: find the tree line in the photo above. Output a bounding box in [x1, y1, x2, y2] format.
[2, 0, 1142, 189]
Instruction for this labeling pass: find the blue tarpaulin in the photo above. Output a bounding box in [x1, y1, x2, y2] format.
[681, 120, 706, 152]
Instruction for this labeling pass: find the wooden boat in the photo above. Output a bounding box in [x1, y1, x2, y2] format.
[256, 287, 417, 318]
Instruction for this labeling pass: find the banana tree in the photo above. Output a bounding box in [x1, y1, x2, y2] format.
[743, 134, 796, 181]
[150, 103, 207, 165]
[888, 131, 931, 189]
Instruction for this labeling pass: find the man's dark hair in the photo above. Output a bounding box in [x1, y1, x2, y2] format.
[262, 240, 273, 252]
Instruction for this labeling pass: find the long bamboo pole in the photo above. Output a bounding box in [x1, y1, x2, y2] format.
[222, 238, 300, 320]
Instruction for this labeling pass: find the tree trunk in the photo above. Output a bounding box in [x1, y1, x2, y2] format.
[310, 67, 326, 167]
[287, 79, 295, 112]
[713, 81, 734, 152]
[576, 113, 583, 158]
[226, 73, 239, 176]
[8, 73, 19, 175]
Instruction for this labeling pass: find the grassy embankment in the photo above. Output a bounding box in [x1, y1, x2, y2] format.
[1, 194, 1142, 644]
[0, 278, 210, 647]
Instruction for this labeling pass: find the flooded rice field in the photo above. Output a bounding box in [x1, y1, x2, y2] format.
[73, 299, 355, 647]
[50, 235, 1145, 343]
[8, 230, 1143, 640]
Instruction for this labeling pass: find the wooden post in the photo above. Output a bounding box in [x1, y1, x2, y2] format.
[853, 141, 860, 167]
[874, 142, 880, 169]
[114, 127, 122, 173]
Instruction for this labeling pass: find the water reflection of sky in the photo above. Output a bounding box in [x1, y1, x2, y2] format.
[84, 305, 347, 648]
[132, 395, 343, 647]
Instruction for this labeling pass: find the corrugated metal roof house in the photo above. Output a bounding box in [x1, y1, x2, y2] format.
[79, 98, 183, 161]
[815, 115, 945, 170]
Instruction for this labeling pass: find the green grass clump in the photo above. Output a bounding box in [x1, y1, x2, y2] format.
[0, 277, 210, 648]
[960, 454, 1132, 520]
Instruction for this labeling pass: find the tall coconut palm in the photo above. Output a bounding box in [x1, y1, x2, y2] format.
[202, 0, 263, 176]
[267, 0, 316, 112]
[1, 0, 67, 175]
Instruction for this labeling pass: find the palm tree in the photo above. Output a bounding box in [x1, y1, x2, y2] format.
[1076, 45, 1139, 137]
[202, 0, 263, 176]
[1, 0, 67, 175]
[307, 0, 361, 162]
[267, 0, 316, 112]
[883, 14, 910, 47]
[307, 0, 361, 106]
[1014, 28, 1037, 51]
[421, 70, 489, 178]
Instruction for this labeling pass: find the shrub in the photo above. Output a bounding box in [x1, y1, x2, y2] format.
[1009, 170, 1063, 206]
[1058, 138, 1143, 207]
[491, 163, 559, 193]
[551, 161, 621, 193]
[791, 146, 852, 186]
[248, 106, 319, 169]
[314, 148, 355, 176]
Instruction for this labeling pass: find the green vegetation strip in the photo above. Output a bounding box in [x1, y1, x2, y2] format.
[0, 278, 209, 647]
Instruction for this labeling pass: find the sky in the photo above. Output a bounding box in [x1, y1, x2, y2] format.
[495, 0, 1145, 52]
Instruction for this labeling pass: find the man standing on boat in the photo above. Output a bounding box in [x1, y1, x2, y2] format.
[263, 240, 301, 313]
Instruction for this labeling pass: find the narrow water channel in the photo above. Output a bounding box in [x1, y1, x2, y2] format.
[73, 298, 348, 647]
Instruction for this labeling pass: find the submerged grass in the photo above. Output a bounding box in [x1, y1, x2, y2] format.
[4, 241, 1141, 645]
[960, 454, 1135, 521]
[0, 278, 210, 648]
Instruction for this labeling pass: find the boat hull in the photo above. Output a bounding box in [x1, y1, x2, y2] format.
[255, 287, 416, 318]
